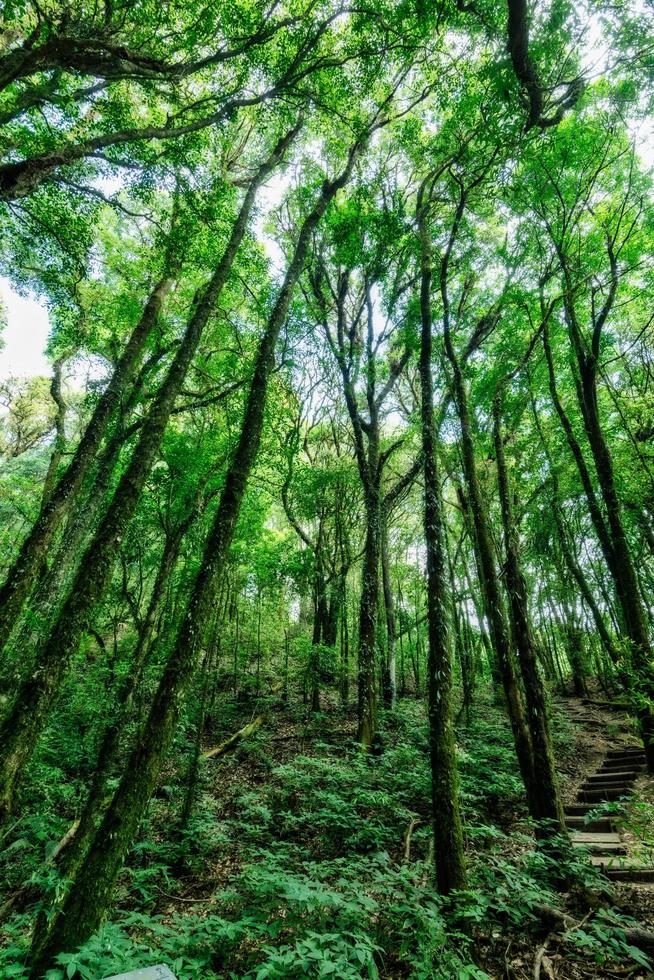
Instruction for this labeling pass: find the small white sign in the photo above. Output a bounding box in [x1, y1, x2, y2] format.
[103, 967, 177, 980]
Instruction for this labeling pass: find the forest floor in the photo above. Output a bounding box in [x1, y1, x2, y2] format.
[159, 686, 654, 979]
[2, 684, 654, 979]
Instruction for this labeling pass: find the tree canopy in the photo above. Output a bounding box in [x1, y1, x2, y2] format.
[0, 1, 653, 977]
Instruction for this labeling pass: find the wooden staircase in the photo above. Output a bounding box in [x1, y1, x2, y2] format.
[559, 702, 653, 884]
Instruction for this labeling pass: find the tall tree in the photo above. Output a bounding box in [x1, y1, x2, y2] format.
[416, 174, 466, 892]
[0, 121, 301, 820]
[30, 120, 373, 975]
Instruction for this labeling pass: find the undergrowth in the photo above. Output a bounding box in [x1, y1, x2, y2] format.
[0, 698, 650, 979]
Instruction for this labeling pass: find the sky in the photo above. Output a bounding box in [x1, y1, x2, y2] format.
[0, 277, 50, 379]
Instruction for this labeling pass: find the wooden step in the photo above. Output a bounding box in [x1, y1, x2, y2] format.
[565, 803, 597, 816]
[579, 787, 632, 802]
[600, 759, 644, 770]
[572, 831, 623, 844]
[565, 816, 614, 832]
[599, 768, 643, 778]
[603, 867, 654, 883]
[572, 831, 621, 843]
[589, 857, 654, 881]
[582, 699, 630, 711]
[606, 747, 645, 758]
[572, 838, 628, 856]
[581, 780, 633, 790]
[586, 771, 636, 784]
[601, 758, 644, 770]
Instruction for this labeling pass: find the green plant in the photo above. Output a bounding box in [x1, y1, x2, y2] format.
[565, 909, 653, 973]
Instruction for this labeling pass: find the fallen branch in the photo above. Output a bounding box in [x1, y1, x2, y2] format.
[203, 715, 264, 759]
[158, 888, 217, 904]
[534, 903, 654, 954]
[49, 819, 80, 863]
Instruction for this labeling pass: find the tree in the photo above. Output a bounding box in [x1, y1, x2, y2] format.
[416, 173, 466, 892]
[0, 119, 301, 820]
[30, 114, 374, 975]
[0, 4, 653, 977]
[521, 118, 654, 767]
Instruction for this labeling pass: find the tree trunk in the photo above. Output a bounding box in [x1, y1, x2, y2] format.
[545, 316, 653, 767]
[418, 202, 466, 892]
[323, 586, 339, 648]
[310, 567, 328, 712]
[542, 323, 615, 572]
[493, 393, 565, 831]
[179, 650, 213, 830]
[448, 544, 473, 724]
[0, 275, 174, 654]
[566, 625, 589, 697]
[325, 272, 409, 746]
[450, 409, 537, 811]
[283, 629, 290, 706]
[0, 130, 297, 822]
[59, 510, 191, 878]
[578, 360, 654, 767]
[40, 358, 68, 506]
[380, 509, 397, 709]
[29, 132, 364, 975]
[17, 405, 134, 670]
[357, 490, 380, 747]
[528, 384, 621, 669]
[438, 183, 536, 808]
[340, 577, 349, 705]
[459, 516, 502, 696]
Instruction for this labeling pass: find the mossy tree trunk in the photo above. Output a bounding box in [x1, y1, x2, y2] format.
[0, 128, 299, 822]
[529, 381, 619, 672]
[357, 483, 381, 747]
[29, 130, 365, 976]
[493, 391, 565, 832]
[439, 185, 537, 815]
[417, 193, 466, 892]
[380, 508, 397, 709]
[544, 275, 654, 767]
[0, 274, 175, 654]
[40, 357, 68, 506]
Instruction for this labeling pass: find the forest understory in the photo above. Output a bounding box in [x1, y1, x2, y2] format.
[1, 0, 654, 977]
[2, 684, 654, 979]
